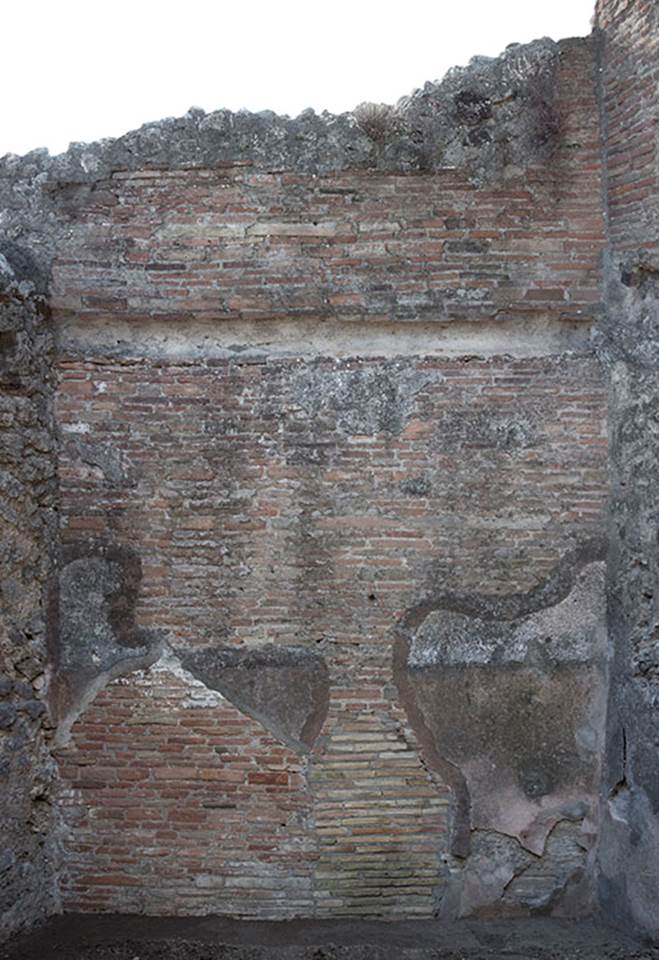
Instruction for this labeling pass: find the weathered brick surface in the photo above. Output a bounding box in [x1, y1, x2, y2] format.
[56, 659, 317, 916]
[596, 0, 659, 255]
[54, 354, 607, 916]
[0, 15, 630, 932]
[56, 357, 607, 639]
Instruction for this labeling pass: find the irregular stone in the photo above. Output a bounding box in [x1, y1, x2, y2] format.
[396, 551, 608, 863]
[0, 704, 17, 730]
[0, 273, 59, 940]
[18, 700, 45, 720]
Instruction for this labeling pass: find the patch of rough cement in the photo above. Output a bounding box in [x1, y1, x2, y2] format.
[48, 541, 163, 744]
[445, 820, 591, 919]
[178, 644, 330, 753]
[409, 564, 607, 668]
[63, 438, 136, 488]
[56, 316, 594, 362]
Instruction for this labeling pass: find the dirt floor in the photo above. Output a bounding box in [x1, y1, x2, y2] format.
[2, 915, 659, 960]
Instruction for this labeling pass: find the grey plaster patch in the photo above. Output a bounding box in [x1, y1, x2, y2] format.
[596, 250, 659, 369]
[595, 361, 659, 937]
[395, 541, 608, 874]
[65, 438, 136, 487]
[436, 409, 539, 452]
[410, 564, 607, 667]
[178, 644, 330, 753]
[399, 476, 432, 497]
[48, 541, 163, 744]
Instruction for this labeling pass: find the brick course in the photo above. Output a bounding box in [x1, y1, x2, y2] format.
[54, 354, 607, 916]
[0, 11, 634, 934]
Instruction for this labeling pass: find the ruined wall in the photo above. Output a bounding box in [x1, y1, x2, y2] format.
[0, 261, 59, 938]
[37, 35, 611, 920]
[0, 29, 615, 928]
[594, 0, 659, 937]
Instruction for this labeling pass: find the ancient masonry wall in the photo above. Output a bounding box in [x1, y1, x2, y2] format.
[0, 18, 645, 934]
[594, 0, 659, 937]
[45, 36, 609, 920]
[0, 264, 60, 938]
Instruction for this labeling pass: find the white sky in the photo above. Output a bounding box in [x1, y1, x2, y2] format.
[2, 0, 596, 158]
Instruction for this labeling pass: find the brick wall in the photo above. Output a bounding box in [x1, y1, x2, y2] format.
[596, 0, 659, 254]
[50, 40, 603, 335]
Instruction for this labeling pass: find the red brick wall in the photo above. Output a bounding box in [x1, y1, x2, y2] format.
[57, 663, 318, 916]
[55, 358, 607, 642]
[596, 0, 659, 253]
[54, 355, 607, 916]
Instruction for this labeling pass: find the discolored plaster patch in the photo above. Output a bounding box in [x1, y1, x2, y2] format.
[48, 541, 164, 744]
[394, 540, 608, 914]
[178, 644, 330, 753]
[444, 819, 591, 919]
[291, 362, 434, 436]
[63, 438, 136, 487]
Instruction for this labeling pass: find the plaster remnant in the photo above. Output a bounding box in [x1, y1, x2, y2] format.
[394, 541, 608, 871]
[48, 541, 163, 744]
[410, 564, 607, 667]
[56, 315, 594, 361]
[178, 644, 330, 753]
[291, 363, 433, 436]
[64, 438, 136, 487]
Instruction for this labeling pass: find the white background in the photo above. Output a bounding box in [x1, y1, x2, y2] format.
[2, 0, 596, 157]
